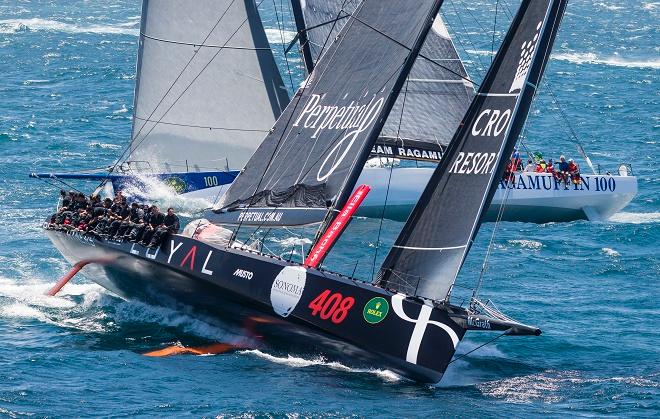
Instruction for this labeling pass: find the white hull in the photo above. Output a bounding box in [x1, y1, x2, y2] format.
[354, 168, 638, 222]
[184, 168, 637, 223]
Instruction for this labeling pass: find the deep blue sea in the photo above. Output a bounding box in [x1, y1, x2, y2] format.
[1, 0, 658, 417]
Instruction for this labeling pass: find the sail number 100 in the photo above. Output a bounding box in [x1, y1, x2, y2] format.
[308, 289, 355, 324]
[203, 176, 219, 187]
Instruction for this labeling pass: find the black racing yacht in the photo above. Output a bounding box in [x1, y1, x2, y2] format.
[44, 0, 567, 382]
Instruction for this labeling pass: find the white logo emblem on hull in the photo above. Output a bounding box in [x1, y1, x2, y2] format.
[391, 293, 459, 365]
[270, 266, 307, 317]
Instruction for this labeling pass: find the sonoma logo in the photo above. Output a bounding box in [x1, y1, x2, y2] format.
[233, 269, 253, 280]
[292, 93, 385, 182]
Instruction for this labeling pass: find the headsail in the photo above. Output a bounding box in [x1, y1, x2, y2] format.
[207, 0, 446, 226]
[127, 0, 289, 173]
[292, 0, 473, 149]
[377, 0, 568, 301]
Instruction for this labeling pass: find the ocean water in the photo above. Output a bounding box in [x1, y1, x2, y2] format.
[1, 0, 658, 417]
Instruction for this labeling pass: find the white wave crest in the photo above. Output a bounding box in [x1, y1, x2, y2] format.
[1, 302, 50, 322]
[478, 370, 659, 403]
[264, 28, 296, 44]
[240, 349, 401, 382]
[595, 2, 624, 11]
[121, 174, 212, 216]
[88, 142, 121, 150]
[642, 2, 659, 11]
[271, 237, 313, 248]
[601, 247, 621, 257]
[508, 239, 543, 250]
[0, 18, 139, 36]
[609, 212, 660, 224]
[553, 52, 660, 69]
[0, 278, 102, 310]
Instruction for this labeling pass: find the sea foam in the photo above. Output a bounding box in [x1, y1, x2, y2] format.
[609, 212, 660, 224]
[239, 349, 402, 382]
[553, 52, 660, 69]
[0, 18, 138, 36]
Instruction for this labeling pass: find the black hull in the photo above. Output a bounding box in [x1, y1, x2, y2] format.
[46, 229, 467, 382]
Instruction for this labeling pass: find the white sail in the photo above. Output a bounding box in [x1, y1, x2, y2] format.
[128, 0, 290, 173]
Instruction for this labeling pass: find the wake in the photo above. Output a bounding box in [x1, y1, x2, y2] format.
[239, 349, 402, 382]
[0, 18, 139, 36]
[609, 212, 660, 224]
[553, 52, 660, 69]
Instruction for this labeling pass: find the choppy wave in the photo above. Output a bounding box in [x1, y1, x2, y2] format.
[88, 142, 121, 150]
[121, 174, 212, 216]
[609, 212, 660, 224]
[601, 247, 621, 257]
[0, 274, 242, 340]
[270, 237, 313, 248]
[264, 28, 296, 45]
[0, 18, 138, 36]
[553, 52, 660, 69]
[239, 349, 402, 382]
[478, 370, 659, 403]
[595, 2, 625, 11]
[642, 2, 659, 11]
[508, 239, 543, 250]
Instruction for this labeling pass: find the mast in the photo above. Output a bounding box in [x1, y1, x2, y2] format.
[333, 0, 446, 211]
[377, 0, 569, 301]
[290, 0, 314, 74]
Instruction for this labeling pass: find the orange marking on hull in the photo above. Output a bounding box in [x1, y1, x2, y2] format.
[143, 343, 242, 357]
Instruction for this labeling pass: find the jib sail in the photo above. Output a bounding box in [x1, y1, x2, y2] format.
[292, 0, 474, 153]
[377, 0, 568, 301]
[207, 0, 446, 226]
[127, 0, 289, 173]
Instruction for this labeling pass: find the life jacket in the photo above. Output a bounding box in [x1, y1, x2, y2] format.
[546, 164, 554, 173]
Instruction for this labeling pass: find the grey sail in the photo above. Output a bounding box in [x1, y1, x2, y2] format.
[293, 0, 473, 148]
[128, 0, 290, 173]
[208, 0, 446, 226]
[378, 0, 568, 301]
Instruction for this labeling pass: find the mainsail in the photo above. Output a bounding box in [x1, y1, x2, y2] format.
[208, 0, 446, 226]
[292, 0, 474, 149]
[378, 0, 568, 301]
[127, 0, 290, 173]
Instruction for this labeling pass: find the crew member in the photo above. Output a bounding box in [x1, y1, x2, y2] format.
[147, 207, 180, 248]
[568, 158, 581, 185]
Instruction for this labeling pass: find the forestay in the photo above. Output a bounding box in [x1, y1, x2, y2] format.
[208, 0, 446, 226]
[128, 0, 289, 173]
[293, 0, 473, 149]
[377, 0, 568, 301]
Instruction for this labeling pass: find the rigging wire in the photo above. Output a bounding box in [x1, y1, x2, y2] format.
[229, 0, 356, 245]
[371, 77, 411, 282]
[447, 331, 507, 364]
[491, 0, 501, 63]
[346, 12, 480, 87]
[272, 0, 296, 91]
[446, 0, 490, 77]
[105, 0, 242, 179]
[126, 6, 262, 173]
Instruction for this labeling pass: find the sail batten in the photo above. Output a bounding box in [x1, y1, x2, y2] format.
[207, 0, 446, 226]
[377, 0, 568, 302]
[127, 0, 289, 173]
